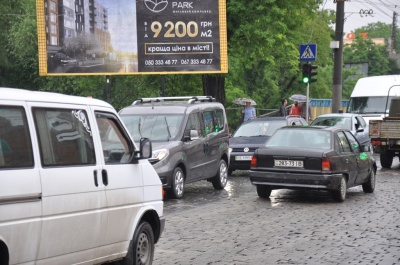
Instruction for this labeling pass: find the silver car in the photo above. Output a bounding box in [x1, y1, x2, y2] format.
[310, 113, 371, 148]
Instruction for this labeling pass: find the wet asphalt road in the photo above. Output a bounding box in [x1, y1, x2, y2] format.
[153, 154, 400, 265]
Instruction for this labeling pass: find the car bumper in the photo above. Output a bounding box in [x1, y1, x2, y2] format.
[250, 171, 343, 191]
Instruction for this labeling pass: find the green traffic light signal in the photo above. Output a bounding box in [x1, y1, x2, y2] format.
[302, 64, 310, 84]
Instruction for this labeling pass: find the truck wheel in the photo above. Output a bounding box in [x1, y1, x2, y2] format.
[362, 167, 376, 193]
[380, 152, 393, 169]
[122, 221, 155, 265]
[212, 159, 228, 190]
[168, 167, 184, 199]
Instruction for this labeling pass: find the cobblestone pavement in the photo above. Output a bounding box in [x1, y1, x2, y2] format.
[153, 155, 400, 265]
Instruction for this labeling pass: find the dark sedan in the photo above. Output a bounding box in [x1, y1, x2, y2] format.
[249, 126, 377, 202]
[228, 116, 307, 175]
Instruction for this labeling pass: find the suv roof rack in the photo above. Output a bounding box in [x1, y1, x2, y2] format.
[132, 96, 216, 105]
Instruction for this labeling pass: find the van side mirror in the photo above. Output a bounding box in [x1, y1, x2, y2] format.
[139, 137, 152, 158]
[190, 129, 199, 140]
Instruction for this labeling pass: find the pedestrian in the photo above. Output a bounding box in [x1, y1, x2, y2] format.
[289, 101, 301, 116]
[279, 99, 288, 117]
[242, 101, 256, 122]
[300, 102, 312, 121]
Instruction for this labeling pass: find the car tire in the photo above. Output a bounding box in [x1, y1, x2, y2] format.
[256, 185, 272, 199]
[121, 221, 154, 265]
[362, 167, 376, 193]
[168, 167, 184, 199]
[380, 152, 393, 169]
[332, 175, 347, 202]
[212, 159, 228, 190]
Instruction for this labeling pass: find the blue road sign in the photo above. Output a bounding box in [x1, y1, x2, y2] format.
[300, 44, 317, 62]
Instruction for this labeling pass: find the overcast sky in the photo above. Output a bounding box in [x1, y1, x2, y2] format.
[320, 0, 399, 34]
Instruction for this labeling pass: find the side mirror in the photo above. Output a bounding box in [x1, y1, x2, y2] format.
[139, 137, 152, 159]
[356, 127, 364, 133]
[362, 144, 370, 152]
[190, 129, 199, 140]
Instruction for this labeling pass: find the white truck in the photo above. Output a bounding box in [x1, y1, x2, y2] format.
[369, 97, 400, 168]
[347, 75, 400, 124]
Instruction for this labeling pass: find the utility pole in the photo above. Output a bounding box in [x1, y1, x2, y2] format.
[332, 0, 345, 113]
[391, 11, 398, 54]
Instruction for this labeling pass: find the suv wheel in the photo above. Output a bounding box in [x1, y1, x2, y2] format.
[168, 167, 184, 199]
[212, 159, 228, 190]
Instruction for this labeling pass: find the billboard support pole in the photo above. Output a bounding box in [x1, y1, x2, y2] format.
[106, 76, 111, 103]
[161, 75, 166, 97]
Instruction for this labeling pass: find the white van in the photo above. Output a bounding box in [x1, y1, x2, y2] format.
[0, 88, 164, 265]
[347, 75, 400, 123]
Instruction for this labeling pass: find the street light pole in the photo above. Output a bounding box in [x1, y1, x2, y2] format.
[332, 0, 345, 113]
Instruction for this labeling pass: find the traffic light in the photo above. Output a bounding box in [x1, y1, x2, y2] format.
[310, 65, 318, 83]
[302, 64, 310, 84]
[301, 64, 318, 84]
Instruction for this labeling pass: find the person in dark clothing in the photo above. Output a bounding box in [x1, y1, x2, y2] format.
[279, 99, 288, 117]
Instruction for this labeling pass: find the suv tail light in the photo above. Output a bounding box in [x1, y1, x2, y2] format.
[322, 157, 331, 172]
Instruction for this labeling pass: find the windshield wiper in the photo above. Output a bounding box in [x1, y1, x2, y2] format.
[164, 117, 171, 141]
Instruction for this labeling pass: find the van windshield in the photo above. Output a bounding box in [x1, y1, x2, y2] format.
[347, 96, 393, 114]
[121, 114, 184, 142]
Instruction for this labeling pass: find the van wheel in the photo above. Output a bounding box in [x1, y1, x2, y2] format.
[168, 167, 184, 199]
[121, 221, 154, 265]
[212, 159, 228, 190]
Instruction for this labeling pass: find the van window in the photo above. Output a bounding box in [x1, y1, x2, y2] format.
[34, 108, 95, 166]
[184, 112, 203, 138]
[96, 113, 132, 164]
[121, 114, 184, 142]
[203, 110, 216, 135]
[215, 109, 225, 131]
[0, 106, 33, 168]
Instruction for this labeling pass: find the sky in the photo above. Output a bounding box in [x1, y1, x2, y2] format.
[320, 0, 400, 35]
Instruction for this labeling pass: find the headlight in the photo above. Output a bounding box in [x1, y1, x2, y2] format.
[152, 148, 169, 161]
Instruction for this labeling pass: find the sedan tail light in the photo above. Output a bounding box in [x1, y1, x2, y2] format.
[251, 155, 257, 168]
[322, 157, 331, 171]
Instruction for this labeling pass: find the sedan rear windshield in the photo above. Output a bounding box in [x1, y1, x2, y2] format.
[311, 117, 351, 130]
[267, 129, 331, 150]
[234, 121, 286, 137]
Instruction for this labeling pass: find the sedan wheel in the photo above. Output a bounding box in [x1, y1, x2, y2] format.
[168, 167, 184, 199]
[332, 176, 347, 202]
[362, 168, 376, 193]
[256, 185, 272, 199]
[212, 159, 228, 189]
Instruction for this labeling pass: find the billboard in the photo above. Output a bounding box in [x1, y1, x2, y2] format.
[36, 0, 228, 76]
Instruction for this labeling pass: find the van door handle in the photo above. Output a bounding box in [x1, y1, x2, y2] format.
[102, 169, 108, 186]
[93, 170, 98, 187]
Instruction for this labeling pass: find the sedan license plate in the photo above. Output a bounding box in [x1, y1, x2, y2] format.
[235, 156, 252, 161]
[274, 160, 303, 167]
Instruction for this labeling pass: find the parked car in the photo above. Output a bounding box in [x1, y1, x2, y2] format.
[228, 116, 307, 175]
[0, 87, 164, 264]
[119, 96, 230, 199]
[310, 113, 371, 149]
[250, 126, 377, 202]
[48, 52, 78, 67]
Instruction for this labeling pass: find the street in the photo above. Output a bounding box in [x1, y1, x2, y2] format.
[153, 155, 400, 265]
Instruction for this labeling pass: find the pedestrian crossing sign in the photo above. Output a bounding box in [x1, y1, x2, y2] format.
[300, 44, 317, 62]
